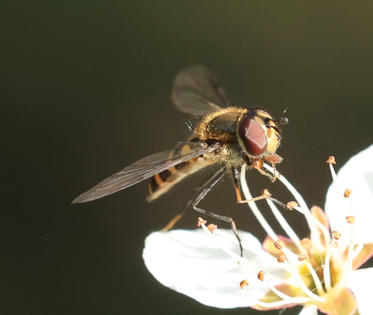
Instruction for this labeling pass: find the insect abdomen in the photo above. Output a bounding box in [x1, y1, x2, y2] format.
[146, 158, 214, 202]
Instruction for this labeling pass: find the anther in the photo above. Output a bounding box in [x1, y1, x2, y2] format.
[197, 217, 207, 227]
[346, 216, 355, 224]
[298, 254, 307, 261]
[286, 201, 298, 210]
[332, 241, 339, 248]
[277, 255, 286, 263]
[344, 188, 352, 198]
[258, 270, 265, 281]
[240, 280, 249, 289]
[274, 241, 282, 250]
[332, 230, 341, 240]
[207, 224, 217, 233]
[326, 156, 336, 165]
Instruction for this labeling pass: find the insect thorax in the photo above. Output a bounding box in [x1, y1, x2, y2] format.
[194, 107, 248, 142]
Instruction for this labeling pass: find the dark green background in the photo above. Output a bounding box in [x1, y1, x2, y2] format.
[3, 1, 373, 314]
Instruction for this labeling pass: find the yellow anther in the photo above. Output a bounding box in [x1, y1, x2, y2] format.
[298, 254, 307, 261]
[258, 270, 265, 281]
[346, 216, 355, 224]
[326, 156, 336, 165]
[240, 280, 249, 289]
[332, 230, 341, 240]
[286, 201, 298, 210]
[344, 188, 352, 198]
[207, 224, 217, 233]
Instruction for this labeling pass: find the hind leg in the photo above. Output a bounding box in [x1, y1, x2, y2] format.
[163, 168, 226, 231]
[163, 167, 244, 256]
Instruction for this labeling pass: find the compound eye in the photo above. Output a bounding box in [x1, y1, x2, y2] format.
[238, 116, 267, 156]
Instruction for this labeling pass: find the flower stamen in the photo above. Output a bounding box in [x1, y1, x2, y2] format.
[263, 164, 322, 247]
[197, 217, 207, 227]
[240, 166, 279, 242]
[266, 198, 303, 252]
[240, 279, 249, 289]
[256, 297, 310, 309]
[344, 188, 352, 198]
[207, 224, 217, 233]
[286, 201, 298, 210]
[258, 270, 265, 281]
[256, 285, 311, 308]
[346, 216, 355, 224]
[323, 240, 333, 291]
[332, 230, 341, 240]
[326, 156, 338, 181]
[326, 156, 336, 165]
[293, 205, 331, 246]
[274, 241, 282, 250]
[305, 260, 325, 295]
[298, 254, 307, 261]
[288, 267, 325, 302]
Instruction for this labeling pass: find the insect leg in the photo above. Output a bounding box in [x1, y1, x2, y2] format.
[269, 161, 278, 183]
[250, 158, 278, 182]
[263, 153, 283, 182]
[186, 167, 244, 256]
[162, 167, 226, 231]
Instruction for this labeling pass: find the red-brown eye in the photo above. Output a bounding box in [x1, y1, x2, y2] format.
[238, 116, 267, 156]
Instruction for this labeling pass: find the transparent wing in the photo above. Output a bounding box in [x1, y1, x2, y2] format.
[171, 65, 230, 116]
[72, 142, 220, 203]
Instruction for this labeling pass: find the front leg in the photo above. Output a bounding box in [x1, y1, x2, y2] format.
[263, 153, 283, 182]
[249, 157, 280, 182]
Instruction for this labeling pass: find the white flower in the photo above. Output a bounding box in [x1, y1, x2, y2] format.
[143, 145, 373, 315]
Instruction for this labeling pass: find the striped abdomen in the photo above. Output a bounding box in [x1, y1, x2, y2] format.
[146, 157, 215, 202]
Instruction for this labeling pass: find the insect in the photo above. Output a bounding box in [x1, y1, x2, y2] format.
[73, 65, 288, 254]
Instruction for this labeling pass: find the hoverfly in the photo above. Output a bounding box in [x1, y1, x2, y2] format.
[73, 66, 288, 253]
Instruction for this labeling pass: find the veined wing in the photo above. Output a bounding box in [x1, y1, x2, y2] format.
[171, 65, 230, 116]
[72, 141, 220, 203]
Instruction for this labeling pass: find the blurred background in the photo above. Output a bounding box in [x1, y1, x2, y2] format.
[3, 1, 373, 314]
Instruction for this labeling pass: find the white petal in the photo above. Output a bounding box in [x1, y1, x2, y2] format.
[143, 229, 285, 309]
[347, 267, 373, 315]
[298, 305, 318, 315]
[325, 145, 373, 244]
